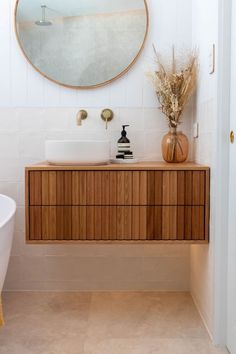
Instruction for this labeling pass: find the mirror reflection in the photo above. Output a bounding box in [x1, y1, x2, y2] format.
[15, 0, 148, 88]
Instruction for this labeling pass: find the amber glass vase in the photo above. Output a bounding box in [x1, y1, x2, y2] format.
[162, 128, 189, 163]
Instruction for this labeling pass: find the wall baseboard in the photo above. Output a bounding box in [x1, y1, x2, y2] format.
[191, 292, 213, 341]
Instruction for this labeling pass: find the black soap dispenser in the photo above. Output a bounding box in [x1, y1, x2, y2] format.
[116, 125, 134, 160]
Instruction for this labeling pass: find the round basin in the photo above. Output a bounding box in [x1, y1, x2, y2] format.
[45, 140, 110, 165]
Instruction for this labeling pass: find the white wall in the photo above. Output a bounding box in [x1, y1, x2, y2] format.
[191, 0, 219, 338]
[0, 0, 193, 291]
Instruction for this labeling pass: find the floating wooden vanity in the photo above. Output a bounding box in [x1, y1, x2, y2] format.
[25, 162, 210, 244]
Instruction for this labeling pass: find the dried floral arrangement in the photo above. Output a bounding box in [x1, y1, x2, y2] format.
[147, 46, 198, 128]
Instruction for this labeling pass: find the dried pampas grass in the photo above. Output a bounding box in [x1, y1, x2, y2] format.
[147, 46, 198, 128]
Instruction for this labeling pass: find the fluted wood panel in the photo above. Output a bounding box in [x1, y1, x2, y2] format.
[30, 171, 207, 207]
[26, 168, 210, 243]
[42, 172, 57, 205]
[177, 206, 185, 240]
[56, 207, 72, 240]
[184, 207, 192, 240]
[163, 172, 178, 205]
[109, 172, 118, 205]
[42, 206, 57, 240]
[162, 206, 177, 240]
[28, 205, 206, 241]
[29, 206, 42, 240]
[29, 172, 42, 206]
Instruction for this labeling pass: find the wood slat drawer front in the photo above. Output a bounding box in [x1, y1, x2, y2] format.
[161, 206, 205, 241]
[29, 172, 42, 206]
[30, 170, 148, 206]
[72, 206, 118, 241]
[147, 206, 206, 241]
[29, 170, 207, 207]
[30, 206, 72, 241]
[147, 171, 207, 206]
[32, 206, 138, 241]
[42, 172, 57, 205]
[29, 206, 146, 241]
[72, 171, 148, 206]
[28, 205, 208, 242]
[29, 206, 42, 241]
[30, 206, 101, 241]
[30, 171, 73, 206]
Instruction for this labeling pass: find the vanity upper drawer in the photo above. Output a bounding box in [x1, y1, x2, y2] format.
[28, 170, 208, 206]
[28, 171, 148, 206]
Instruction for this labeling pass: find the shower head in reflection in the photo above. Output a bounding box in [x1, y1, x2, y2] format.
[35, 5, 52, 26]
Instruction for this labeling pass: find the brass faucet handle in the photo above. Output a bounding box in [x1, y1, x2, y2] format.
[101, 109, 114, 130]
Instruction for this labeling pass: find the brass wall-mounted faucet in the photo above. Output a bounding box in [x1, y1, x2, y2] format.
[101, 109, 114, 130]
[76, 110, 88, 126]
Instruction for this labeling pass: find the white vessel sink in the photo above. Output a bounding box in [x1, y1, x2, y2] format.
[45, 140, 110, 165]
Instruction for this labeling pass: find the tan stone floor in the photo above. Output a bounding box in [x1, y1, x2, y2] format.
[0, 292, 228, 354]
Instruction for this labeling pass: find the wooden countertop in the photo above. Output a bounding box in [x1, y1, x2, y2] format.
[26, 161, 210, 171]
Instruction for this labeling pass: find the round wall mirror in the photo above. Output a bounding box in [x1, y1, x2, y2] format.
[15, 0, 149, 89]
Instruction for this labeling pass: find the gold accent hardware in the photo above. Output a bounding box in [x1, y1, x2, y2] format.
[209, 44, 216, 75]
[101, 109, 114, 130]
[76, 110, 88, 126]
[230, 131, 235, 144]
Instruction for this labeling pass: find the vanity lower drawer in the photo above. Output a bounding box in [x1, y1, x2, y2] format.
[28, 206, 208, 242]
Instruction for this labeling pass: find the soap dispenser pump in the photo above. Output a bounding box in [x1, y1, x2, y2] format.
[118, 125, 130, 144]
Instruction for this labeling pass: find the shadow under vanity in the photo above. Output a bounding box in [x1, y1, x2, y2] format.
[25, 162, 210, 244]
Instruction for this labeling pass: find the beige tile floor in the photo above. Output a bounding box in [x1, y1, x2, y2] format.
[0, 292, 228, 354]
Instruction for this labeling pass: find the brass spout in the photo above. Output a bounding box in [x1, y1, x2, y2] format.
[76, 110, 88, 126]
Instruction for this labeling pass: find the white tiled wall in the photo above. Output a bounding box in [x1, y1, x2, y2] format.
[0, 0, 193, 291]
